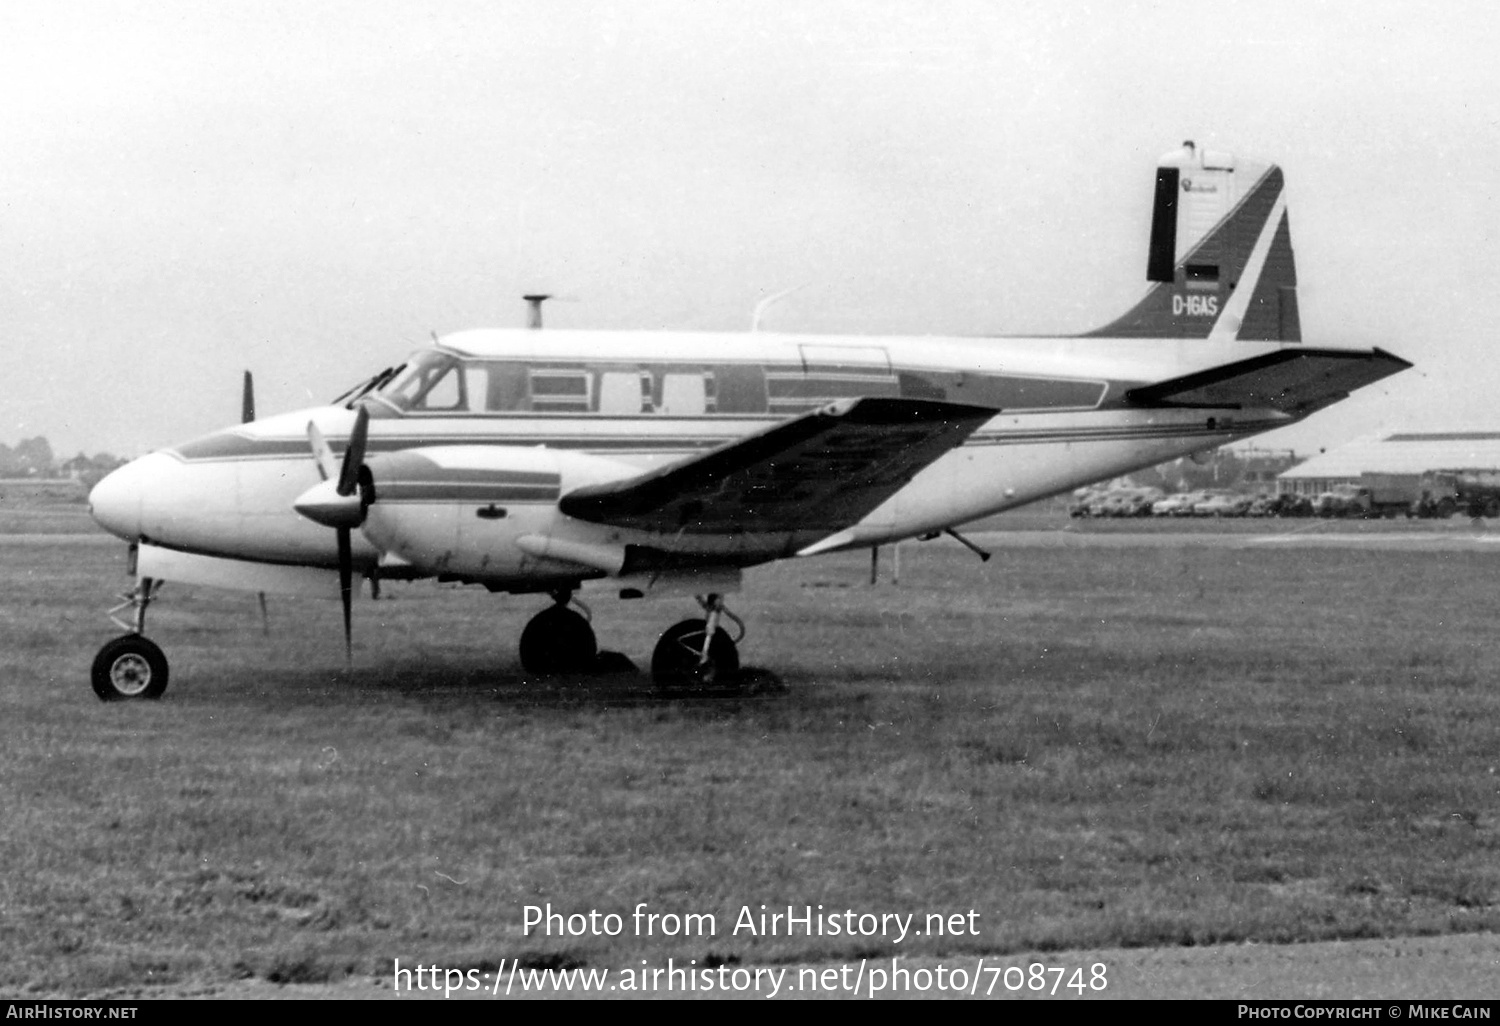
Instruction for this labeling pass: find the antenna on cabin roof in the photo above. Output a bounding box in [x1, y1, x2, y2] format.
[523, 294, 552, 330]
[751, 282, 810, 332]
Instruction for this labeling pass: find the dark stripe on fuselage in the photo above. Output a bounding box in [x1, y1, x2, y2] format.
[167, 431, 732, 462]
[378, 483, 561, 503]
[163, 418, 1265, 467]
[367, 462, 560, 485]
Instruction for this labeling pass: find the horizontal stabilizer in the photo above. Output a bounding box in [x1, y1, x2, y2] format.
[559, 397, 995, 535]
[1125, 347, 1411, 413]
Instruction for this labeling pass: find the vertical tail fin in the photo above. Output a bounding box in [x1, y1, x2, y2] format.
[1088, 141, 1301, 342]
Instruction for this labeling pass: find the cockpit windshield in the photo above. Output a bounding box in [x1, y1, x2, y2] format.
[332, 364, 404, 407]
[372, 351, 468, 412]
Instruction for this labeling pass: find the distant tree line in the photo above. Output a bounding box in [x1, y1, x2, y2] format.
[0, 437, 125, 489]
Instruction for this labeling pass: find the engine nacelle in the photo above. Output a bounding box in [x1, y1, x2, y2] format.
[359, 445, 641, 588]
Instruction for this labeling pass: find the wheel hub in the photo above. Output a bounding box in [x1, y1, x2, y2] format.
[110, 654, 152, 696]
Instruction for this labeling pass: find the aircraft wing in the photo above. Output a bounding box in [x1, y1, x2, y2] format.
[1125, 347, 1411, 413]
[558, 397, 996, 535]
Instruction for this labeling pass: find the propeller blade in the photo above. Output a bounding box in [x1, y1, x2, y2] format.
[307, 421, 337, 482]
[303, 405, 370, 668]
[337, 526, 353, 668]
[338, 406, 370, 497]
[242, 371, 256, 424]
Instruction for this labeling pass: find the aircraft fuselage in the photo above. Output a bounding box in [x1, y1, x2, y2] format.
[90, 328, 1297, 592]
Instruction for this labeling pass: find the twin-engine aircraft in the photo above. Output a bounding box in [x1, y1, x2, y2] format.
[86, 141, 1409, 700]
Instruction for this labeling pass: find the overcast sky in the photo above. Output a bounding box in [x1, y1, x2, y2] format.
[5, 0, 1497, 457]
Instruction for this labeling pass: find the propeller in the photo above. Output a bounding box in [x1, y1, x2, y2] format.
[293, 406, 371, 666]
[243, 370, 266, 628]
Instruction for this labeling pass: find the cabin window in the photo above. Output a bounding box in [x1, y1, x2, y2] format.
[482, 362, 530, 412]
[659, 373, 708, 415]
[766, 366, 899, 413]
[713, 365, 767, 413]
[529, 369, 592, 412]
[599, 371, 651, 414]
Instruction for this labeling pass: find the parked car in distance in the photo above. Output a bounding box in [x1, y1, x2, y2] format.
[1101, 487, 1164, 517]
[1071, 486, 1163, 517]
[1192, 491, 1253, 517]
[1152, 490, 1213, 516]
[1068, 488, 1108, 517]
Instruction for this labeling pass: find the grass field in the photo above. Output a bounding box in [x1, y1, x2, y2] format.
[0, 479, 97, 536]
[4, 531, 1500, 995]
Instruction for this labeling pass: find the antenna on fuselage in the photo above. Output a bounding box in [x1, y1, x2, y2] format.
[523, 294, 552, 330]
[751, 283, 810, 331]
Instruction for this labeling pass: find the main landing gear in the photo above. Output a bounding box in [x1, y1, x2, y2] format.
[91, 577, 169, 701]
[518, 590, 599, 675]
[518, 591, 746, 693]
[651, 594, 744, 693]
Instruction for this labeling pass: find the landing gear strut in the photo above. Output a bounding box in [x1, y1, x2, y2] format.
[651, 593, 744, 693]
[518, 590, 598, 675]
[92, 577, 169, 701]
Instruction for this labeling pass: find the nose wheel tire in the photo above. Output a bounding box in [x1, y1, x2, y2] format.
[91, 634, 169, 701]
[652, 619, 741, 693]
[518, 604, 598, 675]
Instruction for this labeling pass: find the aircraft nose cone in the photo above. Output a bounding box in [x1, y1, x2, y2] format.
[89, 459, 148, 540]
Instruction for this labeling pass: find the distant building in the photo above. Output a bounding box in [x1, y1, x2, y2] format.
[60, 455, 95, 480]
[1236, 448, 1300, 491]
[1276, 432, 1500, 496]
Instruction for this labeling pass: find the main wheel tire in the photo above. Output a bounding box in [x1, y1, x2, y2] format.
[91, 634, 169, 701]
[518, 605, 598, 675]
[651, 619, 740, 694]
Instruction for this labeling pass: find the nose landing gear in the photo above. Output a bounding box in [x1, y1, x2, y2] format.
[91, 634, 169, 701]
[92, 577, 169, 701]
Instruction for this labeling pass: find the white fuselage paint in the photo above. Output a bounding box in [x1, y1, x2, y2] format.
[90, 329, 1297, 592]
